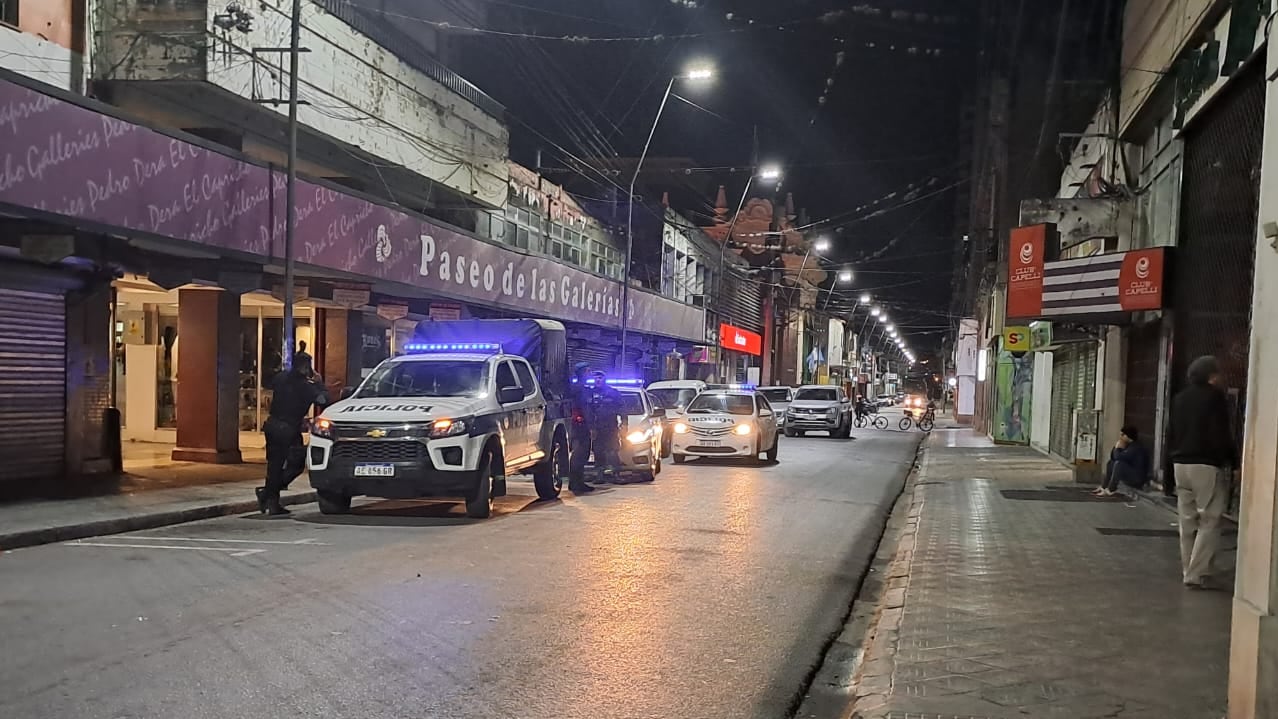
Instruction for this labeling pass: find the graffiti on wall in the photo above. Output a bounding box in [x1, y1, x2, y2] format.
[993, 351, 1034, 444]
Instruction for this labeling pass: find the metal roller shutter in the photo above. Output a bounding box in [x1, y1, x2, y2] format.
[566, 344, 616, 374]
[1048, 345, 1077, 459]
[0, 286, 66, 483]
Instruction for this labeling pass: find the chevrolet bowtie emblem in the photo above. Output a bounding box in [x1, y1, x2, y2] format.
[366, 428, 388, 438]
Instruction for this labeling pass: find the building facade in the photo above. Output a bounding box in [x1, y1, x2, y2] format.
[0, 0, 706, 487]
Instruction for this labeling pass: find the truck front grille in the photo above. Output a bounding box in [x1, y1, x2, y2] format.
[331, 441, 430, 463]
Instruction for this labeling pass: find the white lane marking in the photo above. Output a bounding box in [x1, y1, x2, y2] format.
[128, 536, 331, 546]
[65, 542, 266, 557]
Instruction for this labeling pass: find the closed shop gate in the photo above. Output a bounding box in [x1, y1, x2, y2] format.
[1124, 320, 1163, 446]
[1047, 342, 1098, 460]
[0, 286, 67, 483]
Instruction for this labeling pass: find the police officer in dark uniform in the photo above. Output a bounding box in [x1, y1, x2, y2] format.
[567, 362, 597, 494]
[585, 369, 624, 482]
[256, 350, 328, 515]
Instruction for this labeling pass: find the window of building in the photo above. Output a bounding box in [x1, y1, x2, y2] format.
[1, 0, 17, 27]
[1135, 111, 1182, 249]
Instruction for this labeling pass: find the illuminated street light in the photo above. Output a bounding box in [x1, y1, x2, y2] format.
[870, 306, 881, 317]
[879, 314, 888, 323]
[838, 269, 854, 283]
[887, 324, 895, 333]
[860, 293, 871, 304]
[622, 62, 717, 367]
[759, 165, 783, 181]
[815, 237, 831, 253]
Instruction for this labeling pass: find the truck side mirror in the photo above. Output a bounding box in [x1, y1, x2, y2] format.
[340, 386, 356, 400]
[497, 386, 523, 405]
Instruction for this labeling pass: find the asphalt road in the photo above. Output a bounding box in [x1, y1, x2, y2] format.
[0, 426, 921, 719]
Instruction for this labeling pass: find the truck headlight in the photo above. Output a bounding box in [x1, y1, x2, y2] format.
[734, 423, 753, 436]
[626, 429, 651, 445]
[827, 408, 838, 417]
[311, 417, 335, 439]
[429, 418, 470, 439]
[673, 422, 690, 434]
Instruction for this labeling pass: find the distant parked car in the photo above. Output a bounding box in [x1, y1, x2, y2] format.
[757, 386, 795, 424]
[876, 394, 896, 407]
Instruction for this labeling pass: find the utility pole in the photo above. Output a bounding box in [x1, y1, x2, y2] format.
[282, 0, 302, 369]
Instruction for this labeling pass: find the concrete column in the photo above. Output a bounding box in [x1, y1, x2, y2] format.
[171, 289, 240, 464]
[1229, 38, 1278, 719]
[64, 281, 114, 475]
[319, 308, 364, 400]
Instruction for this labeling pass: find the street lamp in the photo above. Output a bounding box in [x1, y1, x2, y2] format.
[621, 64, 716, 369]
[814, 237, 831, 253]
[838, 269, 854, 283]
[870, 306, 881, 317]
[759, 166, 782, 181]
[859, 293, 871, 305]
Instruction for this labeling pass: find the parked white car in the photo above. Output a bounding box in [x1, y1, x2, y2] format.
[757, 386, 795, 424]
[615, 387, 664, 481]
[670, 389, 780, 465]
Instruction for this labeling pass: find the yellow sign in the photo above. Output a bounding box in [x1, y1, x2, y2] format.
[1003, 326, 1031, 352]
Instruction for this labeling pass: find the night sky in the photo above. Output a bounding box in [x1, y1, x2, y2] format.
[444, 0, 976, 354]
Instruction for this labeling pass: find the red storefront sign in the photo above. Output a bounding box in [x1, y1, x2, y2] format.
[1007, 224, 1048, 319]
[1118, 248, 1167, 311]
[719, 324, 762, 356]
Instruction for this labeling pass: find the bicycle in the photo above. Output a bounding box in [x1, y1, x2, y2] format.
[900, 408, 936, 432]
[872, 414, 888, 430]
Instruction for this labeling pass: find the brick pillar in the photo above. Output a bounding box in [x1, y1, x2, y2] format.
[171, 289, 241, 463]
[1230, 38, 1278, 719]
[320, 308, 364, 400]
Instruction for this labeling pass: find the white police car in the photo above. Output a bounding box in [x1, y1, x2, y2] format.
[307, 341, 570, 518]
[669, 387, 780, 465]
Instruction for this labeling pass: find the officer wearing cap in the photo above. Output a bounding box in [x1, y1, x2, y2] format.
[567, 362, 597, 494]
[257, 346, 328, 515]
[584, 369, 624, 482]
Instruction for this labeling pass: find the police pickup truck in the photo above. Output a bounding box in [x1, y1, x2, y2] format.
[307, 319, 572, 518]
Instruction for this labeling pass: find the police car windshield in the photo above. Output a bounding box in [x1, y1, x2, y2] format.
[356, 361, 487, 398]
[795, 388, 839, 402]
[650, 388, 697, 409]
[615, 393, 647, 416]
[686, 393, 755, 416]
[759, 388, 791, 403]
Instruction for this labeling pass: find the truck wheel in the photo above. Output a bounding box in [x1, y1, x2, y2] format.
[316, 490, 352, 515]
[467, 448, 497, 519]
[673, 453, 687, 464]
[836, 419, 853, 439]
[784, 427, 797, 438]
[765, 435, 779, 463]
[533, 431, 567, 500]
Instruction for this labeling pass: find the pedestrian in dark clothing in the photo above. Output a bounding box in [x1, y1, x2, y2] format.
[567, 362, 596, 494]
[1093, 425, 1149, 499]
[257, 351, 327, 516]
[1168, 355, 1238, 588]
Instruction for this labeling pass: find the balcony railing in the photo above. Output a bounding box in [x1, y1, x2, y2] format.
[310, 0, 505, 119]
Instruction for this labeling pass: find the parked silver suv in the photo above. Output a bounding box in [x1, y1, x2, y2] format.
[784, 385, 853, 438]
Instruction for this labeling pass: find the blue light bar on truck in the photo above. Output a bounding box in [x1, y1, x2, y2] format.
[727, 383, 756, 391]
[404, 343, 502, 354]
[570, 377, 645, 386]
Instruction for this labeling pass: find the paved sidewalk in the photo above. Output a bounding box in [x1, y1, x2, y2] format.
[0, 458, 315, 551]
[850, 429, 1231, 719]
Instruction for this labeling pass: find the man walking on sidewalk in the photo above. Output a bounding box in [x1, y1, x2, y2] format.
[1168, 355, 1237, 589]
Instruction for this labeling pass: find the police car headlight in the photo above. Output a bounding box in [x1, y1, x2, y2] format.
[626, 430, 650, 445]
[429, 418, 470, 439]
[311, 417, 335, 439]
[673, 422, 690, 434]
[734, 423, 753, 436]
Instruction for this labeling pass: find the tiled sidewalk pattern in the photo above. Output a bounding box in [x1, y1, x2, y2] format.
[853, 430, 1231, 719]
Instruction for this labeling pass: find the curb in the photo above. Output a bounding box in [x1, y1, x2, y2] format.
[843, 440, 929, 719]
[0, 490, 317, 552]
[793, 437, 926, 719]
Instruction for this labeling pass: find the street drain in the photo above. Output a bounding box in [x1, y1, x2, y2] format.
[999, 489, 1098, 502]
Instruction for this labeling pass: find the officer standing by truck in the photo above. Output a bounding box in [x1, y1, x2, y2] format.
[585, 369, 624, 483]
[568, 363, 597, 494]
[257, 349, 328, 515]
